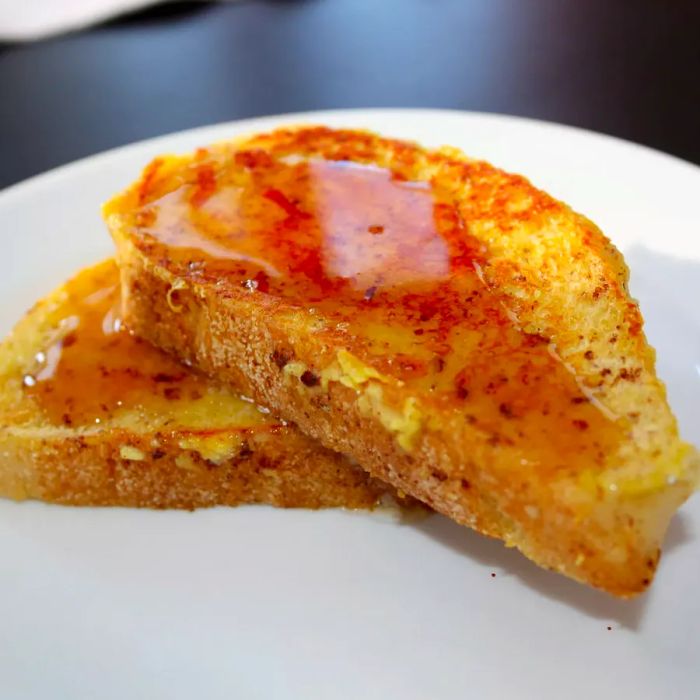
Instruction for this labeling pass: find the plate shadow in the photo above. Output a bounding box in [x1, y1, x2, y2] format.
[411, 511, 693, 631]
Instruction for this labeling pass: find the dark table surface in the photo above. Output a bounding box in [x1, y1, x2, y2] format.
[1, 0, 699, 189]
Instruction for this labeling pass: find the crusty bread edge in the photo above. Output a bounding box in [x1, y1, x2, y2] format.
[0, 423, 392, 510]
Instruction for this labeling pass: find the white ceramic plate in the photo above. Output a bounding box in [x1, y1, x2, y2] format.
[0, 110, 698, 700]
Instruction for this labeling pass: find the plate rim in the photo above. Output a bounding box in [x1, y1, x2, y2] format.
[2, 108, 698, 205]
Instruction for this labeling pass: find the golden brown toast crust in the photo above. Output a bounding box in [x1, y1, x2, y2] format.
[106, 127, 698, 594]
[0, 426, 390, 510]
[0, 260, 396, 510]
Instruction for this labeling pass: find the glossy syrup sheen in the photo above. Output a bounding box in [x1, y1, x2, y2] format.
[23, 261, 269, 430]
[130, 131, 625, 473]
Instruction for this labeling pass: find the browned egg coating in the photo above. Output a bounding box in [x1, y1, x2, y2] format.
[125, 129, 624, 480]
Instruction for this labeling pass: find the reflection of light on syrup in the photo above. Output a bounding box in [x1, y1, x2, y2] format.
[147, 189, 282, 278]
[309, 161, 449, 288]
[138, 158, 459, 298]
[23, 261, 211, 427]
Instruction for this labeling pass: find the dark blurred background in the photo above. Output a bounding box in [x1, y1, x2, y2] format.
[1, 0, 699, 189]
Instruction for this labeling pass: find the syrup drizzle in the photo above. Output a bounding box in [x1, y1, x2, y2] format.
[127, 134, 624, 476]
[22, 261, 267, 429]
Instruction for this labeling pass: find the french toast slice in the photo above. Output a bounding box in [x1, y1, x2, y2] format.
[0, 259, 397, 510]
[105, 126, 698, 595]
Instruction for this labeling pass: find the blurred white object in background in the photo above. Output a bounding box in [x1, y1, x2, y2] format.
[0, 0, 232, 41]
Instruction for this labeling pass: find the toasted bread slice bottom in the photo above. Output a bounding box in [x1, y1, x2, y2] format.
[0, 260, 396, 510]
[106, 127, 698, 595]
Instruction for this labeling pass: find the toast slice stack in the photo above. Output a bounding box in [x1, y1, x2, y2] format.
[0, 259, 397, 510]
[105, 126, 698, 595]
